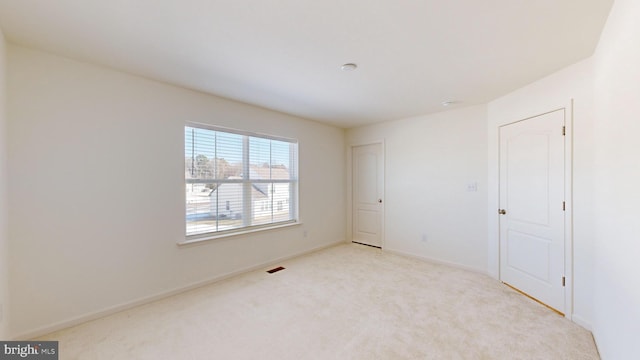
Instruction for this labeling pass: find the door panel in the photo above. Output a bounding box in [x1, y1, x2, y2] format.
[499, 109, 565, 313]
[357, 153, 377, 203]
[353, 143, 383, 247]
[506, 230, 551, 282]
[507, 133, 550, 225]
[357, 209, 380, 235]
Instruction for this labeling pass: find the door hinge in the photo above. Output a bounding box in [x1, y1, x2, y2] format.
[562, 276, 566, 287]
[562, 201, 566, 211]
[562, 126, 566, 136]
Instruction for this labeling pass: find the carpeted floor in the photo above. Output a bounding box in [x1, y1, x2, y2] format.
[38, 244, 599, 359]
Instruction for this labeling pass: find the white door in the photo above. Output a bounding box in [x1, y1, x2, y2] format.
[499, 109, 565, 313]
[352, 143, 384, 247]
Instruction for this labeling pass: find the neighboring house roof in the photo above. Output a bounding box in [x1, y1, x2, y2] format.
[187, 165, 291, 199]
[249, 166, 291, 196]
[250, 166, 290, 181]
[185, 166, 290, 181]
[209, 183, 268, 200]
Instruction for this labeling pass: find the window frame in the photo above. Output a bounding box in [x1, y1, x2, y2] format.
[182, 122, 299, 243]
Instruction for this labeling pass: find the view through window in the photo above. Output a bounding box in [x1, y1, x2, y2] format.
[185, 124, 298, 238]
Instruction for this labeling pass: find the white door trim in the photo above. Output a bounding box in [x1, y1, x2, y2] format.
[488, 100, 573, 320]
[347, 140, 385, 248]
[564, 100, 574, 318]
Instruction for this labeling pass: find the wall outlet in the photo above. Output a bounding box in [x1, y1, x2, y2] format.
[303, 230, 308, 238]
[421, 234, 428, 242]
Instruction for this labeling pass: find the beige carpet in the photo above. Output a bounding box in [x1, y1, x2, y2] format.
[38, 244, 599, 359]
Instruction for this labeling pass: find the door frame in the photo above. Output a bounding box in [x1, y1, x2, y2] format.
[488, 100, 573, 319]
[347, 140, 385, 249]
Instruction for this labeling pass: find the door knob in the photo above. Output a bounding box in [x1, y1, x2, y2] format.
[498, 209, 507, 215]
[378, 199, 383, 203]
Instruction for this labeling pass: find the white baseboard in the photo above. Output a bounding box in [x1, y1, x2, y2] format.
[384, 247, 488, 275]
[571, 314, 592, 331]
[13, 240, 344, 340]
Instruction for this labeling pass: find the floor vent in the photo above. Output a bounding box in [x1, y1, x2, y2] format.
[267, 266, 286, 274]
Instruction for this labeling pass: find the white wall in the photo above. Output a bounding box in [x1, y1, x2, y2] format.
[487, 58, 595, 329]
[346, 105, 488, 272]
[592, 0, 640, 357]
[487, 1, 640, 354]
[0, 26, 9, 339]
[7, 45, 346, 338]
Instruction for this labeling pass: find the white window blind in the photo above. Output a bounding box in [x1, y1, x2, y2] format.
[185, 124, 298, 238]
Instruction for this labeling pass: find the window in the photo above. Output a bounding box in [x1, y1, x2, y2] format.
[184, 124, 298, 239]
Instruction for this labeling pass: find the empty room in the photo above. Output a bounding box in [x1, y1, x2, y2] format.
[0, 0, 638, 359]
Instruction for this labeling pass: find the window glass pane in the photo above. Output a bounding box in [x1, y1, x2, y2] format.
[272, 182, 292, 223]
[185, 183, 216, 235]
[216, 132, 243, 179]
[250, 182, 293, 225]
[271, 140, 292, 176]
[213, 183, 244, 232]
[251, 183, 272, 226]
[185, 127, 215, 180]
[185, 124, 297, 238]
[249, 137, 271, 172]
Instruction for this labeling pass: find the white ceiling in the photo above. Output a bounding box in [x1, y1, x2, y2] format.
[0, 0, 613, 128]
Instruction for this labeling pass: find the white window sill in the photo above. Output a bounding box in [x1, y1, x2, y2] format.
[178, 221, 302, 246]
